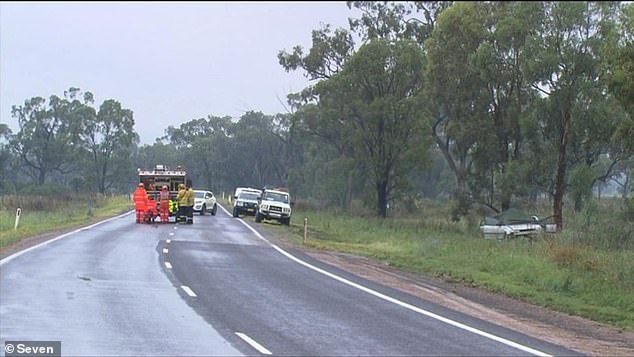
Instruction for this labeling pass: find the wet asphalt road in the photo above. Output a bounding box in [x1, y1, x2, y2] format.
[1, 205, 579, 356]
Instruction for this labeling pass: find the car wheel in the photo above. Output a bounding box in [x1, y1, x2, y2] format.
[212, 204, 217, 216]
[255, 212, 262, 223]
[282, 217, 290, 226]
[233, 207, 239, 218]
[200, 204, 206, 215]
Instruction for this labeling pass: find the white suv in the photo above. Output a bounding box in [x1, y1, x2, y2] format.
[193, 190, 217, 215]
[255, 189, 292, 225]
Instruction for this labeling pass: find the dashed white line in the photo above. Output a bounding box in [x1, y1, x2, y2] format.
[181, 285, 197, 297]
[173, 226, 178, 230]
[235, 332, 272, 355]
[165, 262, 173, 269]
[166, 239, 171, 243]
[217, 204, 551, 357]
[169, 232, 175, 236]
[163, 248, 169, 254]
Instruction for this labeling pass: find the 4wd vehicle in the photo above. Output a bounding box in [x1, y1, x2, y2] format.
[233, 191, 259, 217]
[255, 188, 292, 225]
[193, 190, 217, 216]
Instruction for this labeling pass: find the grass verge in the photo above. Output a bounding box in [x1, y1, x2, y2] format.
[0, 195, 134, 249]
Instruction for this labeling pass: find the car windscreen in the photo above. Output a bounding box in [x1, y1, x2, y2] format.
[195, 191, 205, 199]
[239, 193, 259, 201]
[263, 192, 288, 203]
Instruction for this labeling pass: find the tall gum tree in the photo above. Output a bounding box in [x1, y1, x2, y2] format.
[315, 39, 429, 217]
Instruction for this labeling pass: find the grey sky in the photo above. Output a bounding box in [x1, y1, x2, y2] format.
[0, 1, 356, 144]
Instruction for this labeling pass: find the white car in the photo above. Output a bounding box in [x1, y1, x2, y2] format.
[233, 191, 260, 217]
[480, 209, 556, 240]
[255, 189, 292, 225]
[193, 190, 217, 216]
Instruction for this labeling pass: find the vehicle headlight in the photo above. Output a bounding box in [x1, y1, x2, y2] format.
[283, 207, 291, 214]
[261, 204, 268, 210]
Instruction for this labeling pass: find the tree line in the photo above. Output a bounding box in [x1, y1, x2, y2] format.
[1, 2, 633, 230]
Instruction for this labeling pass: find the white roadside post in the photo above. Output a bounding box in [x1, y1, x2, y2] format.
[303, 217, 308, 244]
[14, 208, 22, 230]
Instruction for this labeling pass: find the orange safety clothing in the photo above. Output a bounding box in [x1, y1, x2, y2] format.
[133, 186, 148, 223]
[159, 187, 170, 223]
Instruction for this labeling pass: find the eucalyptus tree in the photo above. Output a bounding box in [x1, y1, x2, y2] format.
[313, 39, 429, 217]
[426, 2, 490, 216]
[78, 98, 138, 194]
[0, 124, 15, 192]
[10, 89, 84, 184]
[164, 115, 233, 190]
[523, 2, 624, 230]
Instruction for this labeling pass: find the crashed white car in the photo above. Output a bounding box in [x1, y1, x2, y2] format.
[480, 209, 556, 240]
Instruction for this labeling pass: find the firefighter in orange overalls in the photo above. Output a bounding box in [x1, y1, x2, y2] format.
[159, 185, 170, 223]
[133, 183, 148, 223]
[146, 194, 158, 223]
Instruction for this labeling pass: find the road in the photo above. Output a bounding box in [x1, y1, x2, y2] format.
[1, 205, 579, 356]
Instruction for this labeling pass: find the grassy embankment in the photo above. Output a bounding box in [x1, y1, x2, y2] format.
[263, 199, 634, 330]
[0, 194, 134, 249]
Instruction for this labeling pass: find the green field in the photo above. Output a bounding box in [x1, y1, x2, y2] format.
[0, 195, 134, 249]
[266, 201, 634, 330]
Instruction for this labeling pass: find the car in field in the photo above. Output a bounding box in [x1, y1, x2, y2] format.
[233, 191, 260, 217]
[193, 190, 217, 215]
[480, 208, 556, 240]
[255, 188, 292, 225]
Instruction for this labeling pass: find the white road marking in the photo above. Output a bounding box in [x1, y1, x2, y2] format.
[217, 204, 551, 357]
[166, 239, 171, 243]
[0, 210, 135, 266]
[163, 248, 169, 254]
[169, 232, 175, 236]
[173, 226, 178, 230]
[235, 332, 272, 355]
[165, 262, 173, 269]
[181, 285, 197, 297]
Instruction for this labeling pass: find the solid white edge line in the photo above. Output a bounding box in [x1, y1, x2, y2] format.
[217, 204, 551, 357]
[0, 210, 135, 266]
[181, 285, 197, 297]
[165, 262, 173, 269]
[235, 332, 272, 355]
[163, 248, 169, 253]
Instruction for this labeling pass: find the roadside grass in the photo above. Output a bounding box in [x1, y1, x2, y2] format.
[0, 195, 134, 249]
[266, 201, 634, 330]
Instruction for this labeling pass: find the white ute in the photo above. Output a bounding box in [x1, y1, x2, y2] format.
[255, 189, 292, 225]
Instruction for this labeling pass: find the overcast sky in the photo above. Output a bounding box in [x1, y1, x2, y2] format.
[0, 1, 357, 144]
